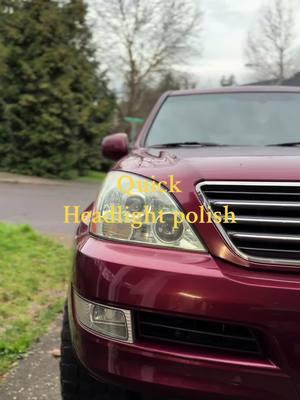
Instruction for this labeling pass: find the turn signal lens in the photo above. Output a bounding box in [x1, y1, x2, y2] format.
[74, 291, 133, 342]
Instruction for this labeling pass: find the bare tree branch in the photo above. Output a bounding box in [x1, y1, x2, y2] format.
[92, 0, 203, 116]
[245, 0, 296, 83]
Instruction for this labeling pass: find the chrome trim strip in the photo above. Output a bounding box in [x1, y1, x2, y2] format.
[212, 200, 300, 208]
[199, 181, 300, 187]
[234, 216, 300, 225]
[196, 181, 300, 267]
[210, 199, 300, 208]
[229, 232, 300, 242]
[239, 246, 300, 254]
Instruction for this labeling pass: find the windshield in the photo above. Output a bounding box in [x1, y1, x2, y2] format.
[145, 92, 300, 147]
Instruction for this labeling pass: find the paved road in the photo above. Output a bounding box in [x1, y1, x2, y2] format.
[0, 181, 100, 399]
[0, 181, 100, 243]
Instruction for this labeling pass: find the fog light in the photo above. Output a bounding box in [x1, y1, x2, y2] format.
[74, 291, 133, 342]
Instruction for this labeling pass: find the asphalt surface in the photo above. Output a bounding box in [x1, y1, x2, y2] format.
[0, 180, 100, 399]
[0, 181, 100, 243]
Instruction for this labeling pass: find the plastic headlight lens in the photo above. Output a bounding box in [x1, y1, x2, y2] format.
[74, 291, 133, 342]
[90, 171, 206, 252]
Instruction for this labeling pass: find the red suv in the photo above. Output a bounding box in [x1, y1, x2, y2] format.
[60, 87, 300, 400]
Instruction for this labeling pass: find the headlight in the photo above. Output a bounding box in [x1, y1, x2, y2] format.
[90, 171, 206, 252]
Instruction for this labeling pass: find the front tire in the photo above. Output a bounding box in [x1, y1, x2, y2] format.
[60, 304, 131, 400]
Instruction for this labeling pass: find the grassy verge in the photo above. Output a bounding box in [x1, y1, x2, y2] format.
[76, 170, 106, 183]
[0, 224, 71, 378]
[0, 169, 106, 184]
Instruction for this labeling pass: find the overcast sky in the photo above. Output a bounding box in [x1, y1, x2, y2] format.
[89, 0, 300, 88]
[179, 0, 300, 86]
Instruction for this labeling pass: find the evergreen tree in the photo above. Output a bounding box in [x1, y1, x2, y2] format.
[0, 0, 115, 178]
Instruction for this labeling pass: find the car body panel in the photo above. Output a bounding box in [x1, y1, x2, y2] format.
[70, 231, 300, 398]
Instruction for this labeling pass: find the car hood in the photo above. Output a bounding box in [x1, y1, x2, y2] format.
[114, 146, 300, 186]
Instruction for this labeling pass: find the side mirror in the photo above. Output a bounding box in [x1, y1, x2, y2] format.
[101, 133, 129, 161]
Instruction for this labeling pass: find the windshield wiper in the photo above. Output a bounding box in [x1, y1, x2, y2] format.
[268, 142, 300, 147]
[149, 141, 227, 148]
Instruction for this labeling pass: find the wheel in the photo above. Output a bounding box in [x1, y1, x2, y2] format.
[60, 304, 133, 400]
[60, 304, 104, 399]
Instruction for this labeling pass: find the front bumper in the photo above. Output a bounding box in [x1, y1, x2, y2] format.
[70, 234, 300, 399]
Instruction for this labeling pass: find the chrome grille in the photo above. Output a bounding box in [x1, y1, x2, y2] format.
[197, 182, 300, 266]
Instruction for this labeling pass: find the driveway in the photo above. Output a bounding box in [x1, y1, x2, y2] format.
[0, 179, 100, 399]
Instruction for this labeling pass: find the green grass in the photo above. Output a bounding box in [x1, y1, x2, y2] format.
[76, 170, 106, 183]
[0, 168, 106, 183]
[0, 224, 71, 378]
